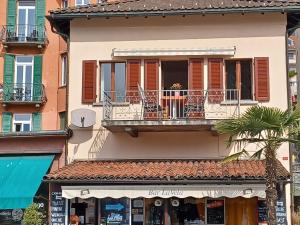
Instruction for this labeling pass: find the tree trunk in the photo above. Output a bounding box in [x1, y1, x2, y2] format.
[265, 147, 278, 225]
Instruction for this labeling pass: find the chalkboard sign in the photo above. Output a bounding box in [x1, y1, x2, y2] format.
[51, 191, 66, 225]
[258, 200, 267, 223]
[0, 209, 24, 225]
[131, 198, 144, 225]
[206, 200, 224, 224]
[276, 201, 287, 225]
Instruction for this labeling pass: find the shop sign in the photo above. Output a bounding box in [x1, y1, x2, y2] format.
[105, 203, 124, 211]
[148, 189, 183, 197]
[276, 201, 287, 225]
[51, 191, 66, 225]
[0, 209, 24, 225]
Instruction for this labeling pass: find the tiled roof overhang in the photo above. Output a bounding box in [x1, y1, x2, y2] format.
[45, 159, 290, 184]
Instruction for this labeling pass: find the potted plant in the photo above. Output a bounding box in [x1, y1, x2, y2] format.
[170, 83, 182, 97]
[22, 203, 46, 225]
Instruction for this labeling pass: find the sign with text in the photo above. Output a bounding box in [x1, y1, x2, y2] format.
[0, 209, 24, 225]
[276, 201, 287, 225]
[51, 191, 66, 225]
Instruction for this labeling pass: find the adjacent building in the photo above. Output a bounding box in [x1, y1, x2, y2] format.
[0, 0, 68, 224]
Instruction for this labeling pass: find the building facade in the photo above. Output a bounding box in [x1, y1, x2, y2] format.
[47, 1, 300, 225]
[0, 0, 68, 224]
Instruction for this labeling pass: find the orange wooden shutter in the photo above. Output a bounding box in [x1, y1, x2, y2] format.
[254, 57, 269, 102]
[208, 58, 224, 103]
[127, 60, 141, 103]
[82, 60, 97, 103]
[144, 59, 159, 90]
[189, 58, 204, 90]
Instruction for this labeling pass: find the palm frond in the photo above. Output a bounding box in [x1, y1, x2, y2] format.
[250, 147, 266, 159]
[222, 149, 250, 163]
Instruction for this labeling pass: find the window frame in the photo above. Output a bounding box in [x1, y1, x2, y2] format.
[61, 0, 68, 8]
[13, 113, 32, 132]
[17, 2, 36, 40]
[205, 198, 225, 225]
[224, 58, 253, 100]
[99, 61, 127, 102]
[61, 54, 68, 86]
[75, 0, 90, 6]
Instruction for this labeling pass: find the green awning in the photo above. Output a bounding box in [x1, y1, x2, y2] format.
[0, 155, 54, 209]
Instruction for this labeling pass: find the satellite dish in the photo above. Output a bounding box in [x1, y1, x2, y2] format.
[71, 109, 96, 128]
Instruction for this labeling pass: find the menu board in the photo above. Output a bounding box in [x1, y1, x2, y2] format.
[206, 200, 224, 224]
[258, 200, 267, 223]
[131, 199, 144, 225]
[276, 201, 287, 225]
[51, 191, 66, 225]
[0, 209, 24, 225]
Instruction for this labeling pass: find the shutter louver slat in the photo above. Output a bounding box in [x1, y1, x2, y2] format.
[254, 57, 270, 101]
[208, 58, 224, 103]
[189, 58, 204, 90]
[32, 112, 42, 131]
[2, 112, 12, 133]
[127, 60, 141, 103]
[33, 56, 43, 101]
[144, 59, 159, 90]
[82, 60, 97, 104]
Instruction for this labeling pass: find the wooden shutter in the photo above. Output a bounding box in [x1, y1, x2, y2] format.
[32, 112, 42, 131]
[33, 56, 42, 101]
[189, 58, 204, 90]
[7, 0, 16, 30]
[3, 54, 14, 101]
[82, 60, 97, 104]
[254, 57, 269, 102]
[36, 0, 45, 40]
[127, 60, 141, 103]
[144, 59, 159, 90]
[208, 58, 224, 103]
[2, 112, 12, 133]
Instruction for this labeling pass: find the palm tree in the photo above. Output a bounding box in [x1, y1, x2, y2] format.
[216, 106, 300, 225]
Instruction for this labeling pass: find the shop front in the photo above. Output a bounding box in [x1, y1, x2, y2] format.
[45, 159, 290, 225]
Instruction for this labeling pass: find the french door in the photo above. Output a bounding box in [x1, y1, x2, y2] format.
[17, 1, 36, 41]
[15, 56, 34, 101]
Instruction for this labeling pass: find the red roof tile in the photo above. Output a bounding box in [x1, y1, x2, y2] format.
[45, 159, 289, 182]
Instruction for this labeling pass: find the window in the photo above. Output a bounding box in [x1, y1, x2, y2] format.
[13, 114, 31, 132]
[62, 0, 68, 8]
[206, 199, 225, 224]
[225, 59, 252, 100]
[59, 112, 66, 130]
[15, 56, 34, 101]
[75, 0, 89, 6]
[18, 1, 36, 41]
[100, 62, 126, 102]
[289, 53, 295, 60]
[61, 55, 67, 86]
[100, 198, 130, 225]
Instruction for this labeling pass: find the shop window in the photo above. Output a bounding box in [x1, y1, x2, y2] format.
[206, 199, 225, 224]
[13, 114, 31, 132]
[225, 60, 252, 100]
[145, 198, 164, 225]
[131, 198, 144, 225]
[100, 62, 126, 102]
[100, 198, 130, 225]
[70, 198, 97, 225]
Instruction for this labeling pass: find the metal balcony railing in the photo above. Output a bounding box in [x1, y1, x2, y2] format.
[0, 83, 47, 104]
[1, 24, 47, 44]
[103, 89, 240, 121]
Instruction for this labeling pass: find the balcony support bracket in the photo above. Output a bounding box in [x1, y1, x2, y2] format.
[124, 127, 138, 138]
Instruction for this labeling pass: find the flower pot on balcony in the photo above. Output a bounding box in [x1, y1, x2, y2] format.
[175, 91, 180, 97]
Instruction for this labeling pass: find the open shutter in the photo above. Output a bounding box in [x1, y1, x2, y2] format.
[36, 0, 45, 40]
[208, 58, 224, 103]
[32, 112, 41, 131]
[127, 60, 141, 103]
[2, 112, 12, 133]
[254, 57, 269, 102]
[3, 54, 15, 101]
[189, 58, 204, 90]
[33, 56, 42, 101]
[7, 0, 16, 32]
[82, 60, 97, 104]
[144, 59, 159, 90]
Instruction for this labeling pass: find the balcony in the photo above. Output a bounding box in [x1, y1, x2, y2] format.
[0, 83, 47, 106]
[102, 89, 240, 136]
[1, 24, 47, 48]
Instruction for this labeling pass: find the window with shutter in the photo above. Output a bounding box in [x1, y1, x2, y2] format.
[127, 60, 141, 103]
[4, 54, 15, 101]
[254, 57, 270, 102]
[208, 58, 224, 103]
[144, 59, 159, 91]
[7, 0, 16, 32]
[36, 0, 45, 40]
[32, 112, 41, 131]
[33, 55, 42, 101]
[82, 60, 97, 104]
[2, 112, 12, 133]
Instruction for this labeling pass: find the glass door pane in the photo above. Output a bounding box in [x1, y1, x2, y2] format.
[27, 9, 36, 39]
[25, 65, 33, 100]
[18, 8, 26, 41]
[15, 66, 24, 101]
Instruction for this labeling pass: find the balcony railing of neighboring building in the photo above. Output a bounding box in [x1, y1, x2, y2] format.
[103, 89, 240, 122]
[0, 83, 47, 105]
[1, 24, 47, 47]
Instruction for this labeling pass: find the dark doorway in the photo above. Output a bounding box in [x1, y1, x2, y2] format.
[161, 61, 188, 90]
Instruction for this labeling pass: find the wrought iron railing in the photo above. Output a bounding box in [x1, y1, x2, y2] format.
[0, 83, 47, 103]
[103, 89, 240, 121]
[1, 24, 47, 44]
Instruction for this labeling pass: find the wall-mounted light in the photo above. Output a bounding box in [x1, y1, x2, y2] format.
[81, 189, 90, 196]
[243, 188, 253, 195]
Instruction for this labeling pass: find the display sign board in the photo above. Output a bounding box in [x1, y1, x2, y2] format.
[257, 200, 287, 225]
[206, 200, 225, 224]
[258, 200, 268, 223]
[0, 209, 24, 225]
[51, 191, 66, 225]
[131, 198, 144, 225]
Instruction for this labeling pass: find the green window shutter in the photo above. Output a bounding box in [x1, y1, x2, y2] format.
[36, 0, 45, 40]
[32, 112, 41, 131]
[7, 0, 16, 32]
[3, 54, 15, 101]
[2, 112, 12, 133]
[33, 55, 43, 101]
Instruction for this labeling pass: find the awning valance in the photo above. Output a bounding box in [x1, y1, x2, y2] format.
[62, 184, 266, 199]
[112, 47, 236, 57]
[0, 155, 54, 209]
